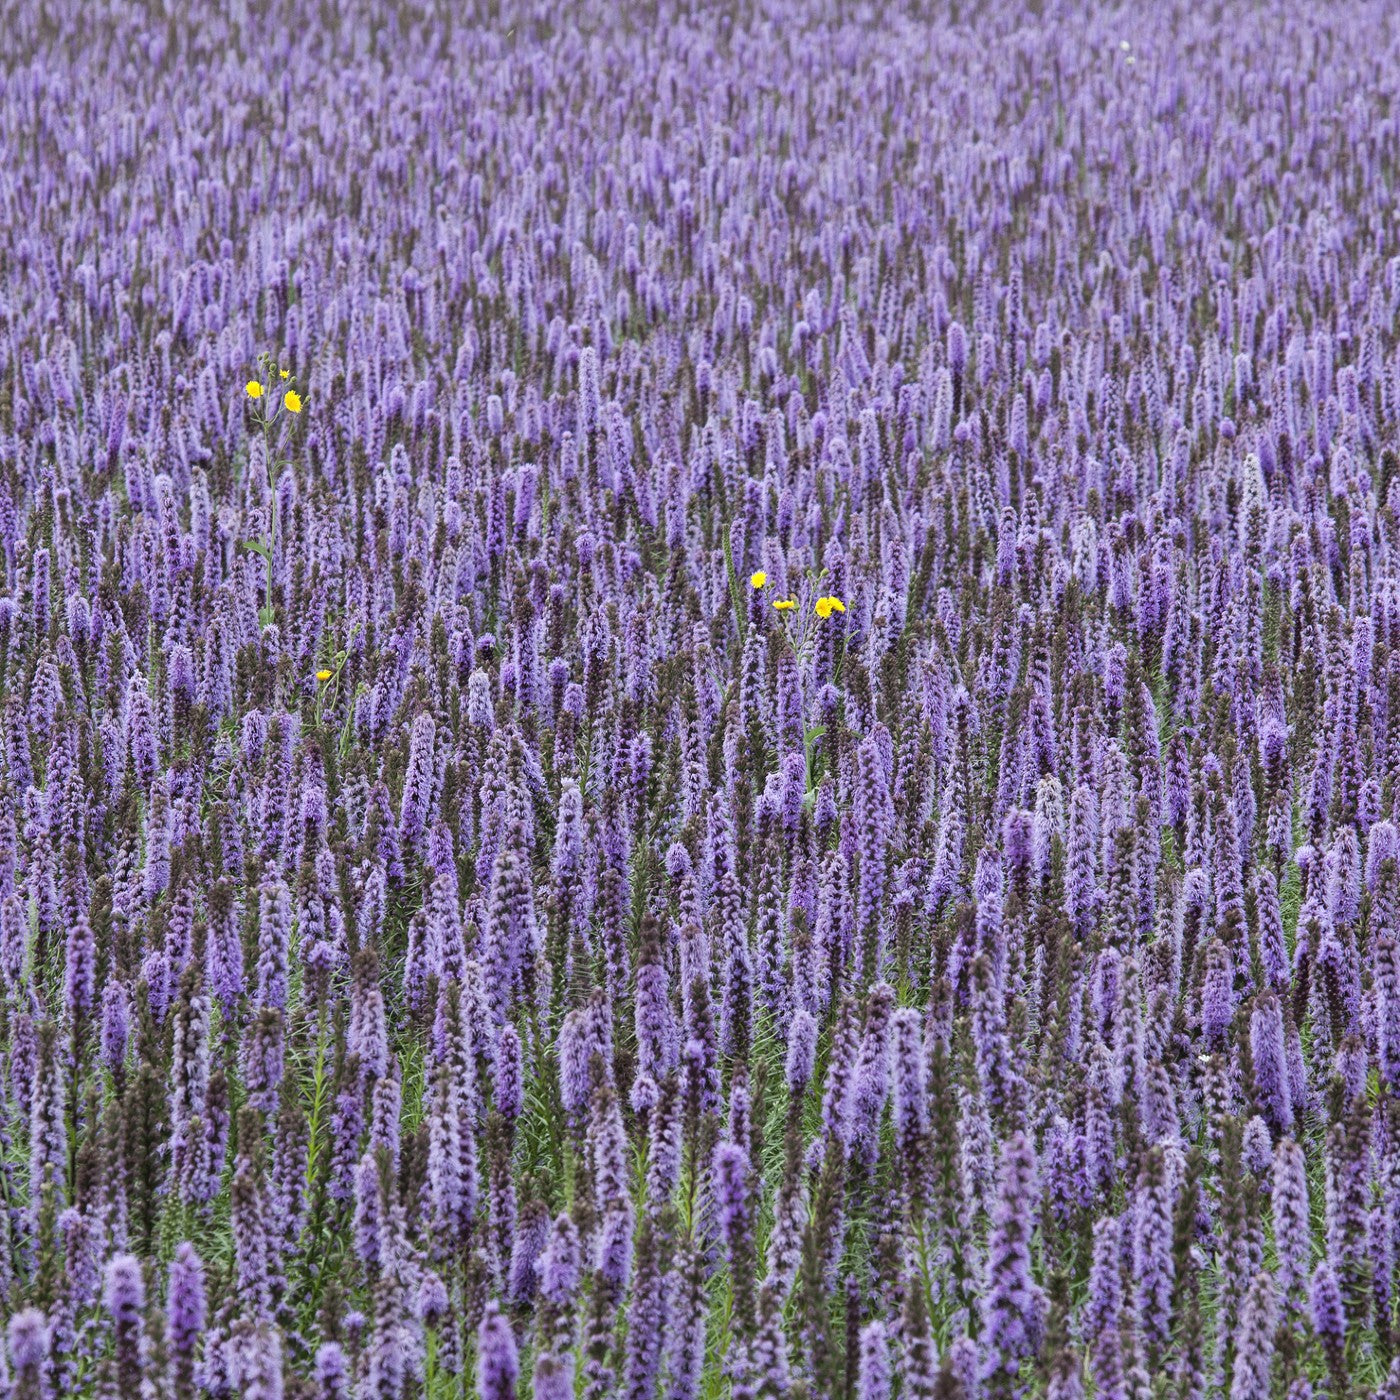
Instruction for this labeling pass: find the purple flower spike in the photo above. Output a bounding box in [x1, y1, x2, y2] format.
[477, 1304, 518, 1400]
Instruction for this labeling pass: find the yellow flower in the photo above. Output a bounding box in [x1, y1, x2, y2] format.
[316, 669, 333, 681]
[280, 369, 290, 380]
[773, 598, 796, 611]
[749, 571, 767, 588]
[815, 595, 846, 619]
[246, 380, 263, 399]
[284, 390, 303, 413]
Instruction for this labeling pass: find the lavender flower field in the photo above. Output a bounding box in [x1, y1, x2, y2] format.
[10, 0, 1400, 1394]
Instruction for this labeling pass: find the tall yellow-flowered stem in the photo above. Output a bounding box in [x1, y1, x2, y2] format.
[242, 388, 279, 626]
[313, 620, 361, 735]
[241, 355, 302, 628]
[756, 572, 842, 805]
[775, 606, 829, 804]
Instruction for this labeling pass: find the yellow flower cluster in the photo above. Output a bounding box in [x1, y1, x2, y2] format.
[245, 376, 302, 413]
[749, 568, 845, 619]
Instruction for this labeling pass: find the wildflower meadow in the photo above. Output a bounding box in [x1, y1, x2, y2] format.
[3, 0, 1400, 1396]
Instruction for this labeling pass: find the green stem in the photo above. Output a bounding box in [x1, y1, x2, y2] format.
[265, 491, 277, 624]
[722, 520, 746, 647]
[304, 1020, 327, 1193]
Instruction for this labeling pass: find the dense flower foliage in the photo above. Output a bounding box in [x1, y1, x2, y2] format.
[5, 0, 1400, 1395]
